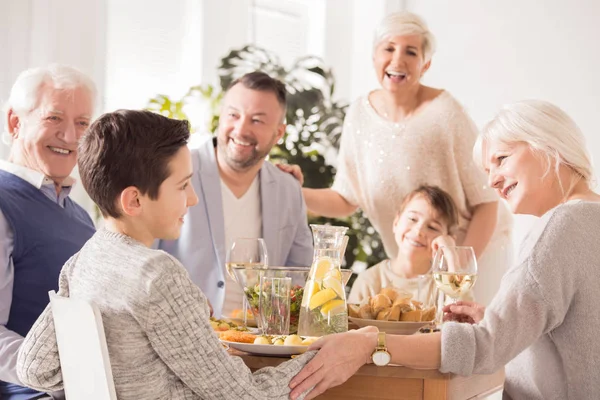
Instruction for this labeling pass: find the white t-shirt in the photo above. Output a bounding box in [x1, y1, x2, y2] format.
[220, 176, 262, 317]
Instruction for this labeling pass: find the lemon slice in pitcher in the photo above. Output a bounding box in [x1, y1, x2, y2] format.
[320, 299, 345, 317]
[322, 275, 344, 298]
[309, 287, 337, 310]
[301, 280, 321, 307]
[313, 257, 334, 280]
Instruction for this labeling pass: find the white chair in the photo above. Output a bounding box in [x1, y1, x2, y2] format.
[49, 290, 117, 400]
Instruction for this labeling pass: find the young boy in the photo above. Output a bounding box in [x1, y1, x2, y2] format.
[16, 110, 314, 399]
[348, 185, 459, 304]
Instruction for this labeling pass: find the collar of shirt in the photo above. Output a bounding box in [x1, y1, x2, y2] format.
[0, 160, 75, 207]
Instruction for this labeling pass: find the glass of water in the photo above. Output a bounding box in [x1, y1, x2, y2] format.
[259, 276, 291, 336]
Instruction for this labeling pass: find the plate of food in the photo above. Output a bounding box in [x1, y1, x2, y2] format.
[219, 332, 319, 357]
[348, 287, 436, 335]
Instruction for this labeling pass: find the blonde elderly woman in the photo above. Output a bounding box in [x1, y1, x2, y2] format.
[280, 11, 512, 305]
[288, 100, 600, 400]
[0, 64, 96, 400]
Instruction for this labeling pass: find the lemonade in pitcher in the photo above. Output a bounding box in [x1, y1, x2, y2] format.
[298, 225, 348, 337]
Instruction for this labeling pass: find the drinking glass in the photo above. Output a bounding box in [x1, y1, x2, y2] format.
[225, 238, 268, 326]
[432, 246, 478, 325]
[259, 276, 292, 336]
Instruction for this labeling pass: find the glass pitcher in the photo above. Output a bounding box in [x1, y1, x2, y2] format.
[298, 224, 349, 337]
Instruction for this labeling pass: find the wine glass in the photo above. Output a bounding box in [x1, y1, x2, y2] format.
[225, 238, 268, 326]
[432, 246, 478, 324]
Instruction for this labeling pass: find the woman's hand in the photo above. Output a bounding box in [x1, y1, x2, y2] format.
[443, 300, 485, 324]
[289, 326, 378, 400]
[276, 163, 304, 186]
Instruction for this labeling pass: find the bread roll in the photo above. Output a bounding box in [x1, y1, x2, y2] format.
[376, 308, 391, 321]
[421, 306, 436, 321]
[392, 297, 414, 313]
[348, 304, 361, 318]
[399, 309, 422, 322]
[388, 304, 401, 321]
[411, 300, 423, 310]
[379, 287, 399, 302]
[359, 303, 374, 320]
[371, 294, 392, 315]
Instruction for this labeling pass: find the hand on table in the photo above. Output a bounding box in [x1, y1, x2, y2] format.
[275, 163, 304, 186]
[289, 326, 378, 400]
[443, 300, 485, 324]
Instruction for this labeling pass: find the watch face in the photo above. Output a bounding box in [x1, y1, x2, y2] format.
[373, 351, 391, 366]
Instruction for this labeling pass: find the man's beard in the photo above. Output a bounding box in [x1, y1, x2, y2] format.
[218, 131, 278, 171]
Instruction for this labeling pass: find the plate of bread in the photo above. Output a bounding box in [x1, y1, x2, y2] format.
[348, 287, 436, 335]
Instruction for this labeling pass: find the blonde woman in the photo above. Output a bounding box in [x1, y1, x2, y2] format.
[289, 100, 600, 400]
[280, 11, 512, 305]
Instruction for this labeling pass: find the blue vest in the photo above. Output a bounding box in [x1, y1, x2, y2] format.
[0, 170, 95, 399]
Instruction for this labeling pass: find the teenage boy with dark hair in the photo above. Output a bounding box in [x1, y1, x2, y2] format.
[17, 110, 315, 400]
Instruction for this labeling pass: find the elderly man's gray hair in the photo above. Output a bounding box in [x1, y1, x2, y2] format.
[2, 64, 97, 145]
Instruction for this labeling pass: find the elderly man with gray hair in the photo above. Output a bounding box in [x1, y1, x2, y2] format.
[0, 64, 96, 400]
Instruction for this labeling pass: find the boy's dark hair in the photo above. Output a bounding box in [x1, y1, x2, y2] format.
[228, 71, 287, 114]
[399, 185, 459, 233]
[78, 109, 190, 218]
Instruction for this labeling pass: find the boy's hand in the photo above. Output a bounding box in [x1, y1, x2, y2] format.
[431, 235, 456, 258]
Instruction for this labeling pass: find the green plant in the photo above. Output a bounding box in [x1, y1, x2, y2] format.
[146, 45, 387, 283]
[146, 85, 222, 134]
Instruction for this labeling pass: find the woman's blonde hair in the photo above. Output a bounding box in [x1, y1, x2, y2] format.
[373, 11, 436, 62]
[474, 99, 595, 194]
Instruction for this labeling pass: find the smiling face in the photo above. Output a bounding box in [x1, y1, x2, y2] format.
[373, 34, 430, 93]
[216, 83, 286, 172]
[393, 195, 449, 264]
[139, 146, 198, 241]
[9, 86, 92, 185]
[484, 140, 564, 216]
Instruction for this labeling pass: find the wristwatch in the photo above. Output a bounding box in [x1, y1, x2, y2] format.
[371, 332, 391, 366]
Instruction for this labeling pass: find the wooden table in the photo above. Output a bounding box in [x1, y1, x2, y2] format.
[232, 349, 504, 400]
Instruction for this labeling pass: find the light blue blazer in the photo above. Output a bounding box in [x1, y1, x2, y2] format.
[159, 138, 313, 317]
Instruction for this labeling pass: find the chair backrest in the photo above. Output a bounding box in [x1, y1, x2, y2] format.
[49, 290, 117, 400]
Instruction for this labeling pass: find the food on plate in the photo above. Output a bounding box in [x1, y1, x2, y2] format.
[227, 333, 321, 346]
[209, 317, 248, 332]
[219, 330, 257, 343]
[371, 293, 392, 315]
[283, 334, 303, 346]
[358, 303, 374, 320]
[253, 336, 270, 345]
[349, 287, 436, 322]
[301, 336, 319, 346]
[347, 304, 361, 318]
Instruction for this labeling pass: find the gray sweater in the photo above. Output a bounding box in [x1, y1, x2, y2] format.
[17, 230, 314, 399]
[440, 201, 600, 399]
